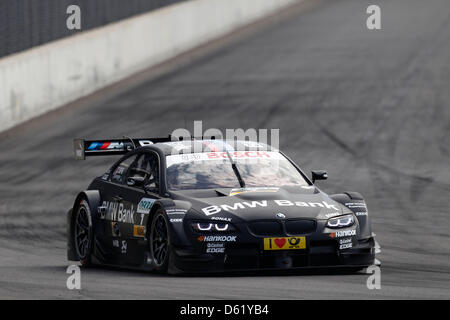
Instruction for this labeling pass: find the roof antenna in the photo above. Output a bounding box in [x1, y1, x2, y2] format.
[123, 135, 136, 149]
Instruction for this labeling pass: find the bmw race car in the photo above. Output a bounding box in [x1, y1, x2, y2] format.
[67, 136, 380, 274]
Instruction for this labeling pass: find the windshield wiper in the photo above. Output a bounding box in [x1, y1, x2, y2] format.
[225, 149, 246, 188]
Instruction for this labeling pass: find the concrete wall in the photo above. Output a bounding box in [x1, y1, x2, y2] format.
[0, 0, 189, 58]
[0, 0, 298, 132]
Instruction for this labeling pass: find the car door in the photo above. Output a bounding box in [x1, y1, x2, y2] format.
[115, 151, 162, 265]
[98, 153, 140, 263]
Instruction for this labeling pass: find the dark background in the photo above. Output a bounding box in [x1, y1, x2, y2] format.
[0, 0, 187, 58]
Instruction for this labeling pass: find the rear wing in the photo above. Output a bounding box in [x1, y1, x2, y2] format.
[73, 136, 173, 160]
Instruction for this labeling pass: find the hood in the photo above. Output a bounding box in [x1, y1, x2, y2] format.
[172, 186, 350, 222]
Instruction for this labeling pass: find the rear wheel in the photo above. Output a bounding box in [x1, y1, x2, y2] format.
[74, 199, 93, 267]
[150, 209, 172, 272]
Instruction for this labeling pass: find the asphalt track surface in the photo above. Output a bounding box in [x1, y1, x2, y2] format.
[1, 0, 449, 299]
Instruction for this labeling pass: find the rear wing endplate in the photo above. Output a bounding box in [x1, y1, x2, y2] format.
[73, 136, 173, 160]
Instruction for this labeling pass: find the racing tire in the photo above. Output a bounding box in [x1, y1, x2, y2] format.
[73, 199, 93, 267]
[149, 209, 172, 273]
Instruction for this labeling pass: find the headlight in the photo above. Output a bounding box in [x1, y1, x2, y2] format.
[192, 222, 235, 232]
[326, 214, 355, 228]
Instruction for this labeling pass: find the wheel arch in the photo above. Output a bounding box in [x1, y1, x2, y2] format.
[146, 202, 163, 231]
[330, 191, 372, 239]
[146, 198, 188, 246]
[145, 199, 175, 234]
[67, 190, 102, 261]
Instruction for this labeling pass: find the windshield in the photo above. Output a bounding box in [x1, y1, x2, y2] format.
[166, 151, 309, 190]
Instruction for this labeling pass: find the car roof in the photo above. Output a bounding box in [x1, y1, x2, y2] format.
[147, 139, 278, 156]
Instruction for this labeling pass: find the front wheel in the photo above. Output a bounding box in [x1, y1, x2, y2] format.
[73, 199, 93, 267]
[149, 209, 172, 272]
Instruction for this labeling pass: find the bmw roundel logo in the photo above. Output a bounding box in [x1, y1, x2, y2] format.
[276, 213, 286, 219]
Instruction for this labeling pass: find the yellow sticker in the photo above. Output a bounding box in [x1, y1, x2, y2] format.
[263, 237, 306, 250]
[133, 225, 146, 238]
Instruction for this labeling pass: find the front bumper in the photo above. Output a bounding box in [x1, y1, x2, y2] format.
[171, 235, 377, 273]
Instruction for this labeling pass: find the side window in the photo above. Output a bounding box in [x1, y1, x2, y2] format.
[128, 152, 160, 191]
[110, 154, 139, 184]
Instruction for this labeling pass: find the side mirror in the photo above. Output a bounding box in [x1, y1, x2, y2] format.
[312, 170, 328, 183]
[127, 176, 145, 187]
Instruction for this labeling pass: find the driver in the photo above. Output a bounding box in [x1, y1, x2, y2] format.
[143, 154, 159, 189]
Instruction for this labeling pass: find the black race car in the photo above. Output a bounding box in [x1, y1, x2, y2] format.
[67, 136, 380, 274]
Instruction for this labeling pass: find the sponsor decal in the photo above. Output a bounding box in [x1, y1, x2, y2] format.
[166, 208, 187, 212]
[206, 243, 225, 253]
[211, 216, 232, 222]
[323, 212, 341, 219]
[197, 235, 237, 242]
[344, 202, 368, 216]
[345, 202, 366, 207]
[207, 151, 272, 159]
[329, 229, 356, 238]
[170, 218, 183, 223]
[166, 208, 187, 215]
[339, 238, 352, 244]
[201, 200, 339, 216]
[339, 243, 352, 249]
[121, 240, 127, 254]
[115, 167, 124, 174]
[111, 222, 121, 237]
[339, 238, 353, 250]
[87, 140, 152, 151]
[133, 225, 146, 238]
[263, 237, 306, 250]
[179, 153, 203, 162]
[274, 200, 339, 210]
[102, 201, 135, 223]
[202, 200, 267, 215]
[88, 141, 125, 151]
[111, 167, 125, 182]
[137, 198, 155, 214]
